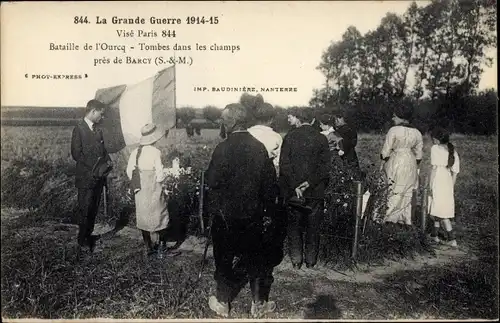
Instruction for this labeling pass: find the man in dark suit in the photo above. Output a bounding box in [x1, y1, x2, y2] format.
[206, 103, 279, 318]
[279, 107, 331, 269]
[332, 111, 361, 179]
[71, 99, 112, 253]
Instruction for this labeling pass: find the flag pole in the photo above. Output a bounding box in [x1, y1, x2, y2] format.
[173, 51, 177, 113]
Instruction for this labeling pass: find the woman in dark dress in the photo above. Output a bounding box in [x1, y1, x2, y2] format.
[317, 114, 357, 254]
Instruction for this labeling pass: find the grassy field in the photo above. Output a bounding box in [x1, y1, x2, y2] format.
[1, 126, 498, 319]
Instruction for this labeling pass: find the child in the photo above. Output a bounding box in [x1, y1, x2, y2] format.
[126, 123, 172, 257]
[427, 127, 460, 247]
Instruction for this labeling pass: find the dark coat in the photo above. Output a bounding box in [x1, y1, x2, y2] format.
[206, 131, 278, 220]
[71, 120, 111, 188]
[279, 125, 331, 199]
[335, 124, 360, 174]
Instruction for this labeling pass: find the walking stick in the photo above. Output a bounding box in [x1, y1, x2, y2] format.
[103, 178, 109, 218]
[96, 177, 116, 241]
[198, 171, 205, 233]
[197, 171, 213, 280]
[198, 208, 215, 280]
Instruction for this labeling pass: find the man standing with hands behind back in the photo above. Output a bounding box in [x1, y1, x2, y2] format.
[71, 99, 112, 255]
[279, 107, 331, 269]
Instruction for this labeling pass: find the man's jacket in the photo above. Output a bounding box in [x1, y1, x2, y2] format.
[335, 124, 360, 174]
[279, 125, 331, 200]
[206, 131, 278, 221]
[71, 120, 111, 188]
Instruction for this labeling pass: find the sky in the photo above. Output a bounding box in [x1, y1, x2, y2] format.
[1, 1, 497, 109]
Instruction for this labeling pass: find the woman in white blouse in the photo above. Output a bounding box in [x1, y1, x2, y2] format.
[380, 104, 423, 226]
[126, 123, 170, 256]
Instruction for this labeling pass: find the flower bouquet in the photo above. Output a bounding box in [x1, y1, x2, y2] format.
[161, 157, 201, 216]
[162, 157, 200, 195]
[325, 164, 357, 216]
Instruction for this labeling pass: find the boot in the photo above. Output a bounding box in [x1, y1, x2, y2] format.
[428, 235, 440, 244]
[429, 222, 440, 243]
[208, 296, 229, 317]
[444, 230, 458, 248]
[250, 279, 276, 318]
[251, 300, 276, 318]
[141, 231, 156, 256]
[445, 239, 458, 248]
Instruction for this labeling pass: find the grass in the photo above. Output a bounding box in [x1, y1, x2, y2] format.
[1, 125, 498, 319]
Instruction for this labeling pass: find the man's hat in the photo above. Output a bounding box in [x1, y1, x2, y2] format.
[288, 196, 313, 214]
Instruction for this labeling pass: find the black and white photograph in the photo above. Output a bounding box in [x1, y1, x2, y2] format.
[1, 1, 498, 320]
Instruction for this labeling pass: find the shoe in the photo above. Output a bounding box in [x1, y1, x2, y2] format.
[91, 235, 103, 252]
[165, 249, 181, 257]
[76, 244, 91, 260]
[306, 263, 315, 269]
[208, 296, 229, 317]
[445, 239, 458, 248]
[265, 300, 277, 312]
[251, 300, 276, 318]
[428, 235, 440, 244]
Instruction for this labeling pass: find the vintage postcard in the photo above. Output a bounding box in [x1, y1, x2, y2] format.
[1, 1, 498, 321]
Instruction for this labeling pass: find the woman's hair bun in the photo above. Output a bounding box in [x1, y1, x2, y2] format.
[240, 93, 256, 110]
[240, 93, 265, 111]
[255, 94, 264, 108]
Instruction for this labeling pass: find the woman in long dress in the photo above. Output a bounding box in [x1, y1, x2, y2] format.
[380, 105, 423, 226]
[427, 127, 460, 247]
[126, 123, 171, 256]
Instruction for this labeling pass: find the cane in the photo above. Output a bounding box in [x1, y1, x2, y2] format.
[198, 171, 205, 233]
[198, 210, 214, 280]
[197, 172, 212, 280]
[103, 178, 109, 218]
[97, 176, 123, 241]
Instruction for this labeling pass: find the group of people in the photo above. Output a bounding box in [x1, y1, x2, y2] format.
[70, 94, 461, 318]
[185, 122, 202, 137]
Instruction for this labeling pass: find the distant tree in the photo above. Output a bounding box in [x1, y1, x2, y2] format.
[424, 0, 452, 100]
[339, 26, 364, 105]
[439, 0, 465, 97]
[177, 106, 196, 126]
[411, 5, 430, 99]
[397, 2, 419, 96]
[202, 105, 222, 123]
[456, 0, 497, 94]
[364, 30, 386, 100]
[376, 13, 403, 99]
[311, 0, 496, 134]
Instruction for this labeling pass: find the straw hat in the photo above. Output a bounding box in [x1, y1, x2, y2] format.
[139, 123, 165, 145]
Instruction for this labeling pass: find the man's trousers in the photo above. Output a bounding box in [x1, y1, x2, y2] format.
[286, 199, 324, 267]
[211, 214, 274, 304]
[77, 181, 104, 247]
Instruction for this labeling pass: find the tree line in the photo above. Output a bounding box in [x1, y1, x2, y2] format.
[311, 0, 497, 135]
[177, 0, 497, 135]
